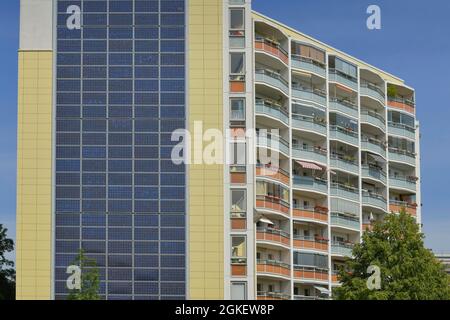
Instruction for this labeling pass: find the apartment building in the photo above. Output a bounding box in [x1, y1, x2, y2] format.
[16, 0, 420, 300]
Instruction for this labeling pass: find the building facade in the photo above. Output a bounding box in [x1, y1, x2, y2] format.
[436, 254, 450, 276]
[16, 0, 420, 300]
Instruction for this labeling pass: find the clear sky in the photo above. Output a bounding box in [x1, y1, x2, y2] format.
[0, 1, 449, 260]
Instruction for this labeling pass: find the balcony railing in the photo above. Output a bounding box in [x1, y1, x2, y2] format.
[362, 191, 387, 211]
[361, 164, 387, 185]
[361, 136, 386, 157]
[292, 206, 328, 224]
[255, 69, 289, 95]
[330, 182, 359, 202]
[388, 122, 416, 140]
[255, 99, 289, 125]
[329, 125, 359, 146]
[294, 265, 328, 282]
[257, 291, 291, 300]
[255, 37, 289, 64]
[331, 241, 354, 257]
[328, 69, 358, 91]
[293, 235, 329, 252]
[292, 145, 327, 164]
[256, 164, 290, 185]
[330, 212, 360, 230]
[291, 54, 326, 77]
[389, 175, 417, 192]
[293, 175, 328, 195]
[257, 259, 291, 277]
[256, 195, 290, 217]
[389, 200, 417, 216]
[360, 81, 385, 105]
[329, 97, 359, 119]
[388, 148, 416, 167]
[330, 154, 359, 175]
[388, 96, 415, 114]
[294, 295, 328, 300]
[361, 110, 386, 131]
[291, 85, 327, 106]
[291, 114, 327, 136]
[257, 227, 290, 247]
[257, 133, 290, 156]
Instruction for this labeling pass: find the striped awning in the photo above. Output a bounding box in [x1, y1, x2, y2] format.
[296, 160, 323, 171]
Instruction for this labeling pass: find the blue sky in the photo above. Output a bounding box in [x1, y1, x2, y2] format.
[0, 0, 449, 259]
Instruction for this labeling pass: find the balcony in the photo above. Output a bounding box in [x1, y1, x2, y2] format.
[388, 96, 415, 115]
[256, 164, 290, 185]
[328, 69, 358, 91]
[255, 99, 289, 126]
[388, 122, 416, 141]
[255, 69, 289, 95]
[329, 125, 359, 147]
[330, 212, 360, 231]
[389, 176, 417, 192]
[294, 266, 328, 282]
[255, 37, 289, 65]
[293, 175, 328, 195]
[330, 154, 359, 175]
[362, 191, 387, 212]
[361, 165, 387, 185]
[361, 137, 386, 158]
[293, 235, 329, 252]
[257, 133, 290, 156]
[257, 227, 290, 247]
[360, 81, 385, 105]
[293, 206, 328, 224]
[330, 183, 359, 202]
[331, 241, 354, 257]
[389, 200, 417, 216]
[257, 260, 291, 278]
[256, 195, 290, 217]
[291, 114, 327, 137]
[388, 148, 416, 167]
[257, 291, 291, 300]
[291, 85, 327, 106]
[329, 98, 359, 119]
[292, 145, 327, 165]
[331, 271, 340, 284]
[294, 295, 328, 300]
[291, 54, 326, 78]
[361, 110, 386, 132]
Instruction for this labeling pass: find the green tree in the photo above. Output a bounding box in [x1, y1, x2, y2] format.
[0, 224, 15, 300]
[334, 210, 450, 300]
[67, 249, 100, 300]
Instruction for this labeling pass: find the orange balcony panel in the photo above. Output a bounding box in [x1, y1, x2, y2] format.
[257, 263, 290, 277]
[294, 269, 328, 281]
[255, 40, 289, 65]
[389, 204, 417, 216]
[231, 218, 246, 230]
[230, 81, 245, 93]
[293, 209, 328, 223]
[257, 296, 286, 301]
[231, 264, 247, 276]
[387, 100, 415, 115]
[256, 167, 290, 185]
[332, 274, 339, 283]
[230, 127, 246, 138]
[230, 172, 246, 184]
[256, 197, 290, 216]
[293, 239, 328, 252]
[256, 231, 290, 246]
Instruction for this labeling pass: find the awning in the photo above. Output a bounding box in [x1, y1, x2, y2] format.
[258, 216, 274, 225]
[296, 160, 323, 171]
[314, 286, 330, 295]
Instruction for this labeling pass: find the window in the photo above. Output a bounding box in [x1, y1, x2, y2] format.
[230, 9, 244, 30]
[230, 53, 245, 75]
[231, 236, 246, 264]
[231, 190, 246, 216]
[230, 98, 245, 121]
[230, 142, 246, 166]
[231, 282, 247, 300]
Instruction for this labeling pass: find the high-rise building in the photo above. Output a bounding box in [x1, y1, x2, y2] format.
[16, 0, 421, 300]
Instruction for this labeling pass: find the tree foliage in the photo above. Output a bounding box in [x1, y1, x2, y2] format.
[334, 210, 450, 300]
[67, 249, 100, 300]
[0, 224, 15, 300]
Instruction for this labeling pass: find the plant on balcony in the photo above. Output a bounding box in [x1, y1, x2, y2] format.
[333, 209, 450, 300]
[387, 84, 398, 98]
